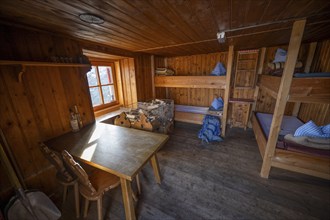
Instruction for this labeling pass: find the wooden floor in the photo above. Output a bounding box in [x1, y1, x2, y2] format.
[58, 122, 330, 220]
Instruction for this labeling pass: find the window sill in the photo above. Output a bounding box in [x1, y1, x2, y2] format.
[94, 104, 122, 119]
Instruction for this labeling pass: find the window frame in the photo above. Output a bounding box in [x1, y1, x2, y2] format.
[87, 61, 119, 111]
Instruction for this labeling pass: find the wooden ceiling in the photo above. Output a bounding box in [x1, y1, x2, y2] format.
[1, 0, 330, 57]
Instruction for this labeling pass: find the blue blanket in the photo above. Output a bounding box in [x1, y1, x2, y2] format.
[198, 115, 223, 143]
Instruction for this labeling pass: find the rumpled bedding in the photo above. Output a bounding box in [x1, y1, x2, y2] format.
[284, 134, 330, 150]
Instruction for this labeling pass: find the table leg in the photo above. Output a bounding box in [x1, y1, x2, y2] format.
[150, 154, 161, 184]
[120, 178, 136, 220]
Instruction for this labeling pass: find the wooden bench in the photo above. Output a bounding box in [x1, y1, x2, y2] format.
[175, 105, 222, 125]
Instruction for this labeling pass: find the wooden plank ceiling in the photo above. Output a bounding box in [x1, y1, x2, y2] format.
[0, 0, 330, 56]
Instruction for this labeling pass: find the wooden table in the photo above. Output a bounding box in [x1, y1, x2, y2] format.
[45, 122, 169, 220]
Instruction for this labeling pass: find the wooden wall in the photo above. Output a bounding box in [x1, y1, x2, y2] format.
[0, 25, 94, 201]
[298, 40, 330, 125]
[156, 52, 228, 106]
[134, 54, 153, 101]
[120, 58, 138, 107]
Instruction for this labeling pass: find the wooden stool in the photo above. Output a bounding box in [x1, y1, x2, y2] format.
[39, 143, 80, 218]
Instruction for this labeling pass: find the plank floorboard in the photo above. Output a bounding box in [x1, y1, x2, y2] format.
[58, 122, 330, 220]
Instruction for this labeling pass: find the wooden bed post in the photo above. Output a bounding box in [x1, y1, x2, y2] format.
[260, 19, 306, 178]
[222, 45, 234, 137]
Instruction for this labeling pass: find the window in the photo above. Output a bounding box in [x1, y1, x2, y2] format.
[87, 63, 118, 110]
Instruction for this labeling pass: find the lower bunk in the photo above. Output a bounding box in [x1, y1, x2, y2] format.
[252, 112, 330, 180]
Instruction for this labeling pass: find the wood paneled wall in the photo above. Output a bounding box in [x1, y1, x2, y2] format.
[120, 58, 138, 106]
[157, 52, 228, 106]
[298, 39, 330, 125]
[0, 25, 94, 201]
[134, 54, 153, 101]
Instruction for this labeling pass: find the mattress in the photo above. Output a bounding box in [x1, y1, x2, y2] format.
[256, 112, 330, 158]
[256, 112, 304, 138]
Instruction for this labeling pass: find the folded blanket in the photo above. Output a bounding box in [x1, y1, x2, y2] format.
[294, 121, 330, 138]
[284, 134, 330, 150]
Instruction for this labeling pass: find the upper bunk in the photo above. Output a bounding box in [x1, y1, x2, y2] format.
[257, 74, 330, 104]
[154, 75, 226, 89]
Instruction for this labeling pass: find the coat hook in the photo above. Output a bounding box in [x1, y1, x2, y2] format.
[18, 65, 26, 82]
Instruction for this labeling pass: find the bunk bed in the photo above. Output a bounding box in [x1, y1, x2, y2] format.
[153, 45, 234, 137]
[253, 74, 330, 179]
[250, 19, 330, 180]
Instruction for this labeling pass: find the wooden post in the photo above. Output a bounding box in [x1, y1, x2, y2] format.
[250, 47, 266, 123]
[304, 42, 317, 73]
[292, 42, 317, 116]
[151, 55, 156, 99]
[164, 57, 169, 98]
[222, 45, 234, 137]
[260, 19, 306, 178]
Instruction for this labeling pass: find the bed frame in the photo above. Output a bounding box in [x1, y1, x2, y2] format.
[254, 20, 330, 180]
[252, 113, 330, 179]
[258, 75, 330, 104]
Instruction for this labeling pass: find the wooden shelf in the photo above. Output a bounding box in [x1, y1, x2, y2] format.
[0, 60, 91, 82]
[154, 75, 226, 89]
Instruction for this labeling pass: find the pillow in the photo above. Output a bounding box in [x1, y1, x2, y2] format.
[294, 120, 322, 137]
[211, 62, 226, 76]
[321, 124, 330, 134]
[294, 121, 330, 138]
[211, 97, 224, 110]
[273, 48, 287, 63]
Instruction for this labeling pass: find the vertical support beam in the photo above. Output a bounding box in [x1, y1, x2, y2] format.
[251, 47, 266, 117]
[292, 42, 317, 116]
[257, 47, 267, 75]
[115, 61, 124, 105]
[222, 45, 234, 137]
[164, 57, 169, 99]
[304, 42, 317, 73]
[151, 55, 156, 99]
[260, 19, 306, 178]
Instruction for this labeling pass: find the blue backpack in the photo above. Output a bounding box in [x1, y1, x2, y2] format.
[198, 115, 223, 143]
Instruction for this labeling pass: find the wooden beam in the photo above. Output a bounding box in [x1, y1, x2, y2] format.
[257, 47, 267, 75]
[260, 19, 306, 178]
[304, 42, 317, 73]
[251, 47, 266, 122]
[222, 45, 234, 137]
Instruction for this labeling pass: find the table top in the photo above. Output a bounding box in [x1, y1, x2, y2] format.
[45, 122, 169, 181]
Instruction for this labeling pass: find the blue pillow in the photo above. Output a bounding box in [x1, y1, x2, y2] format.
[211, 62, 226, 76]
[211, 97, 224, 110]
[294, 120, 330, 138]
[321, 124, 330, 134]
